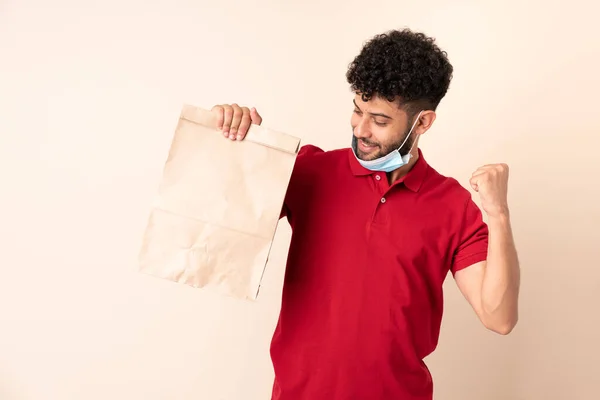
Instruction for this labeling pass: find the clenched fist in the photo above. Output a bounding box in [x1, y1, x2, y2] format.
[211, 103, 262, 141]
[469, 163, 510, 218]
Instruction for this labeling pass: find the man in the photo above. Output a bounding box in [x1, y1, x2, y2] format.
[211, 28, 520, 400]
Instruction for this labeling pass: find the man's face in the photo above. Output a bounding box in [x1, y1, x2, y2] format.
[351, 94, 413, 161]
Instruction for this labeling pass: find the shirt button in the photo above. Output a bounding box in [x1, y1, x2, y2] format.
[381, 197, 386, 203]
[375, 175, 381, 180]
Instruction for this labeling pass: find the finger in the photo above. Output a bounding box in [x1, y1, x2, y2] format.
[476, 164, 507, 174]
[482, 163, 506, 170]
[250, 107, 262, 125]
[469, 176, 479, 192]
[471, 168, 487, 177]
[236, 107, 252, 140]
[495, 163, 509, 174]
[221, 105, 234, 136]
[211, 105, 224, 130]
[228, 104, 243, 140]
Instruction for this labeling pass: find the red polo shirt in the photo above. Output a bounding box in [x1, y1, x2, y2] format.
[270, 144, 489, 400]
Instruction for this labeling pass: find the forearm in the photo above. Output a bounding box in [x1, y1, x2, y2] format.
[481, 211, 520, 332]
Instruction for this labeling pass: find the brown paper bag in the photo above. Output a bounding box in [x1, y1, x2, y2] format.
[138, 104, 300, 300]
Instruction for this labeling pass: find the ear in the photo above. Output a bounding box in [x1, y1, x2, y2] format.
[414, 110, 436, 135]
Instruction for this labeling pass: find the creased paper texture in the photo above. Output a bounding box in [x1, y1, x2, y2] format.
[139, 105, 300, 300]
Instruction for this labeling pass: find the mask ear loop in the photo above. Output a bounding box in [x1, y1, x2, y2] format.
[397, 110, 424, 157]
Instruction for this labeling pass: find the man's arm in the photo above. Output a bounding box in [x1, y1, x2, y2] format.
[454, 163, 520, 335]
[454, 211, 520, 334]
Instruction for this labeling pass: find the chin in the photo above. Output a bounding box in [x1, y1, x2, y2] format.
[357, 150, 380, 161]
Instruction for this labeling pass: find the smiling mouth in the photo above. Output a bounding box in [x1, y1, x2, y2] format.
[357, 139, 378, 153]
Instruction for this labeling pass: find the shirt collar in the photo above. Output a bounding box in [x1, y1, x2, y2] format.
[347, 147, 429, 192]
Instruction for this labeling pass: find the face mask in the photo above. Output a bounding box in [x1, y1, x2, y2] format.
[352, 110, 424, 173]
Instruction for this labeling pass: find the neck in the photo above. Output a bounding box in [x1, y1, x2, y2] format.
[387, 148, 419, 183]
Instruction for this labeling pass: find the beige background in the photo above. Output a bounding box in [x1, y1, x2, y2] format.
[1, 0, 599, 399]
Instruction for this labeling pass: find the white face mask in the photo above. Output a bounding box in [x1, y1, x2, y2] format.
[352, 110, 423, 173]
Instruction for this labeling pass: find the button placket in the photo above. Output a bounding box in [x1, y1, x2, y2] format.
[371, 191, 389, 225]
[371, 173, 390, 224]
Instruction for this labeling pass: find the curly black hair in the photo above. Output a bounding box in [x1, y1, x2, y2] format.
[346, 28, 453, 114]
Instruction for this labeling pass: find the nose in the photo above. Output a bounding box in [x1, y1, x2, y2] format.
[353, 116, 370, 139]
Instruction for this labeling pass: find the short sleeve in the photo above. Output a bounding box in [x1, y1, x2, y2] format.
[279, 144, 324, 220]
[451, 198, 489, 275]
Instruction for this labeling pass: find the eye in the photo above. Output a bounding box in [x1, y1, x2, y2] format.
[374, 120, 388, 127]
[353, 108, 362, 115]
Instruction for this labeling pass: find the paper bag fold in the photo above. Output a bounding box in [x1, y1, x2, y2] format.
[139, 105, 300, 300]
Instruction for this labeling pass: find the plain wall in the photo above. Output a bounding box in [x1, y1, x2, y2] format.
[1, 0, 599, 399]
